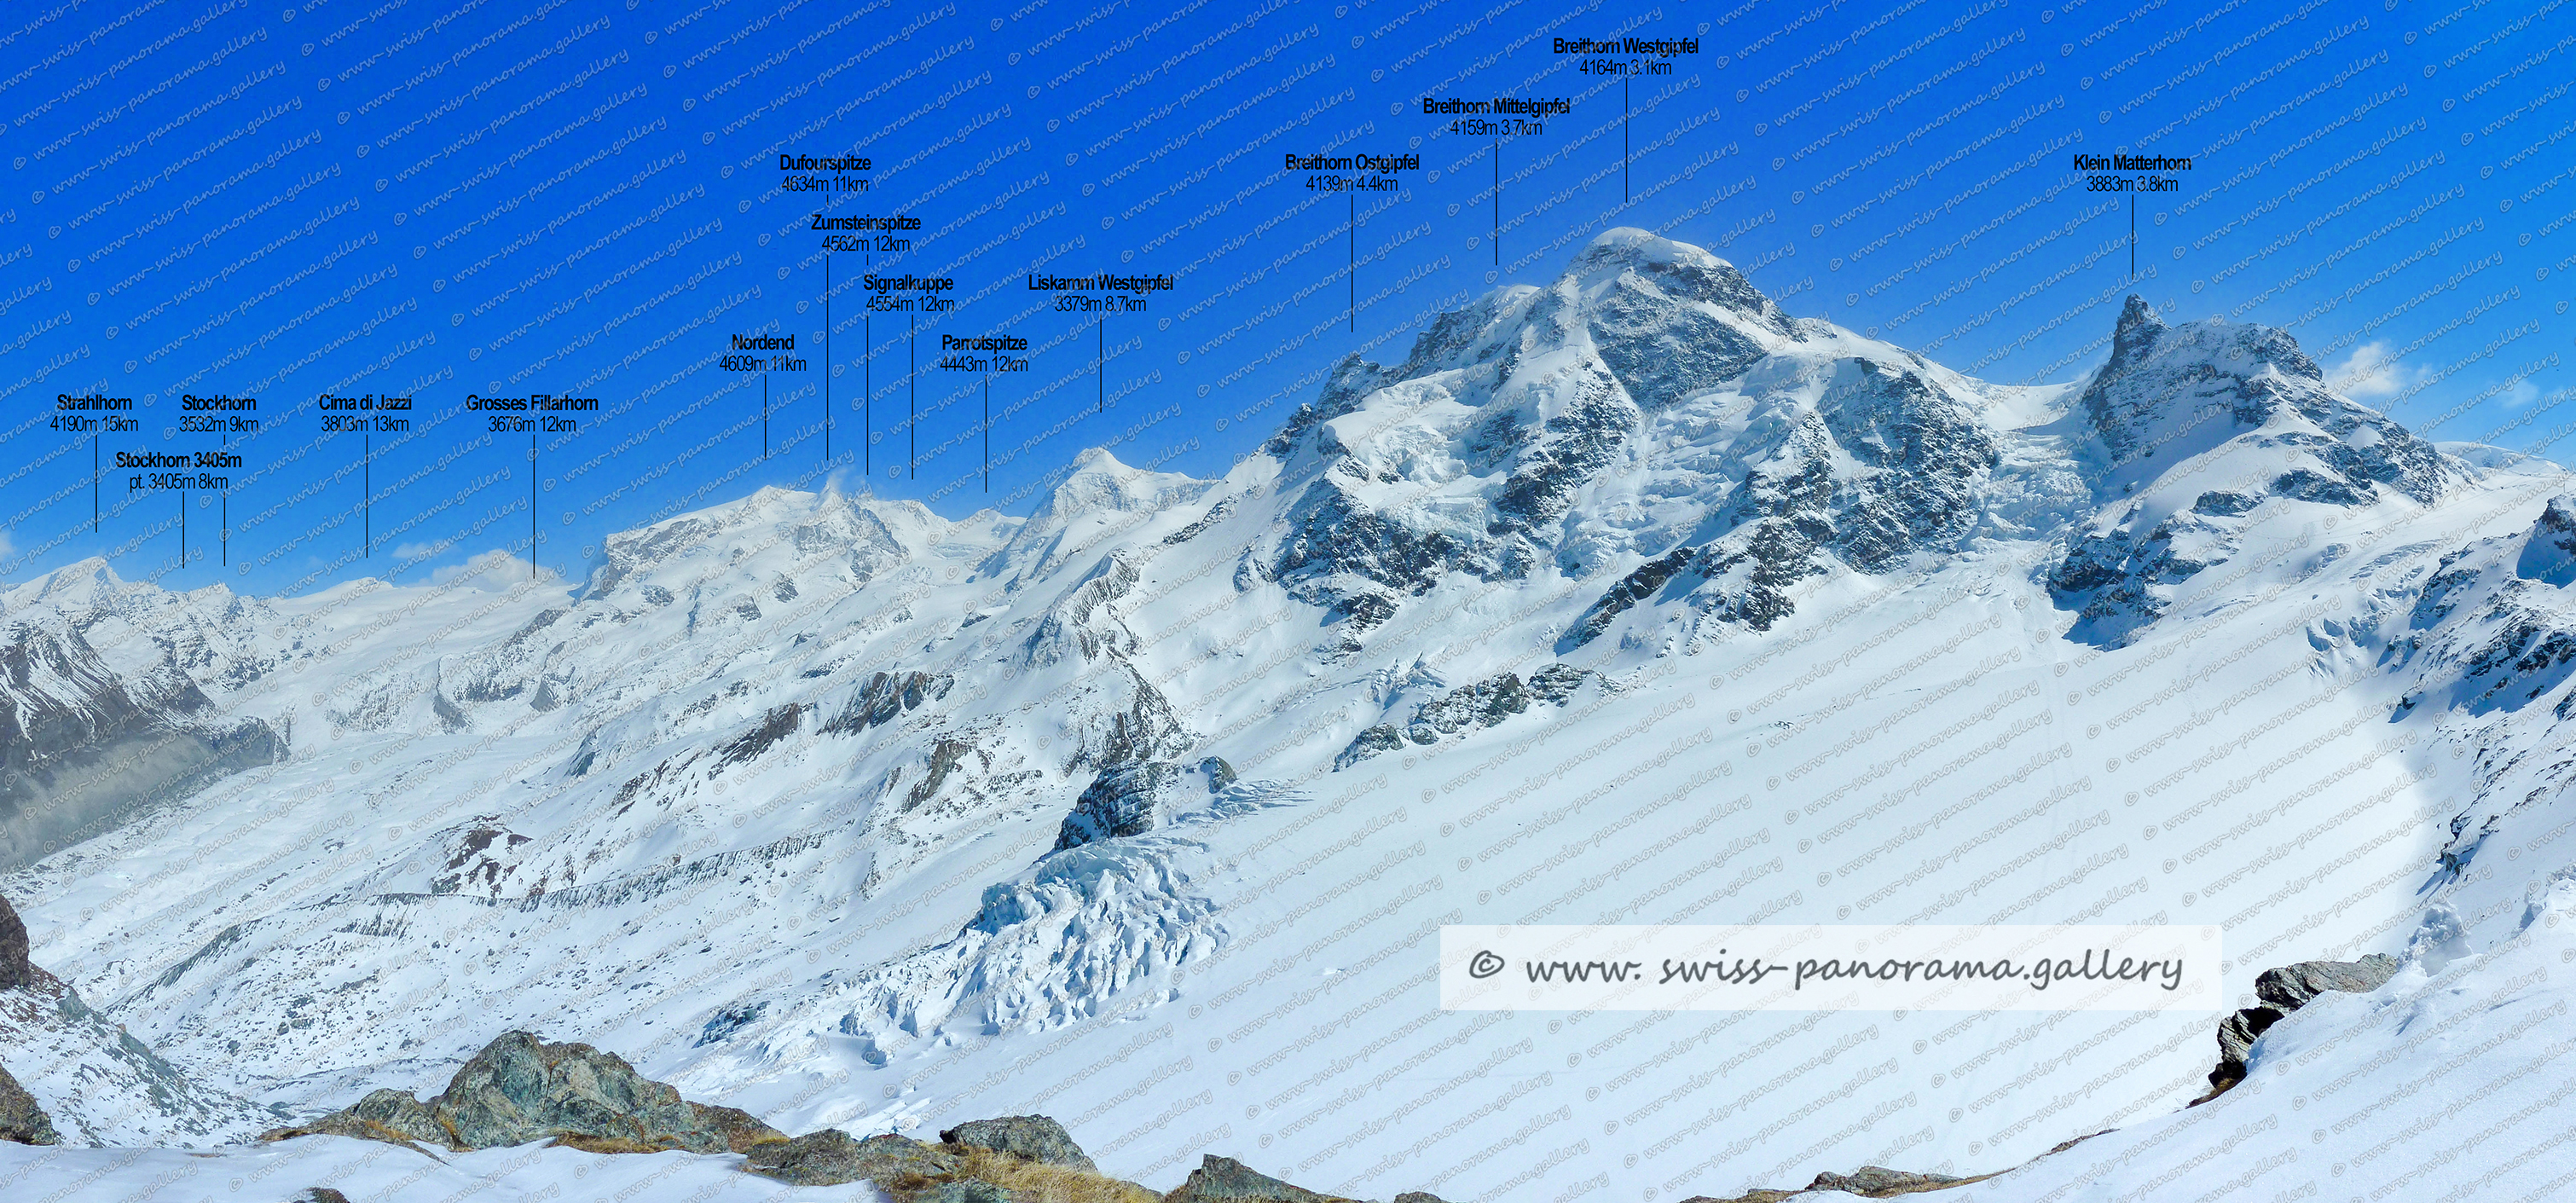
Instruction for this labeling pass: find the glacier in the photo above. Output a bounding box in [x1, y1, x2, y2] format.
[3, 228, 2573, 1200]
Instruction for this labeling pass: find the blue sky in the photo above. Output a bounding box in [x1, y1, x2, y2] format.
[1, 0, 2563, 595]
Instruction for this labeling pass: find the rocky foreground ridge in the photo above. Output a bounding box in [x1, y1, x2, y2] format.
[0, 891, 2413, 1203]
[252, 1026, 2006, 1203]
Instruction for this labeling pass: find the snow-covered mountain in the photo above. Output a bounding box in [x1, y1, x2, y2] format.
[6, 228, 2574, 1200]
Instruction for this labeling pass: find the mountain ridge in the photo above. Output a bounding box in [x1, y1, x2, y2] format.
[1, 228, 2569, 1201]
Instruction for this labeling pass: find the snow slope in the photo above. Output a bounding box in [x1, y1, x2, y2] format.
[5, 228, 2572, 1201]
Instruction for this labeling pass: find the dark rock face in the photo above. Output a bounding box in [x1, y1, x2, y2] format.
[719, 704, 803, 765]
[1406, 673, 1534, 744]
[1487, 360, 1640, 542]
[0, 891, 29, 991]
[819, 669, 952, 737]
[1561, 544, 1699, 651]
[1334, 725, 1405, 769]
[1054, 762, 1186, 851]
[1274, 476, 1488, 604]
[745, 1130, 958, 1187]
[2204, 953, 2400, 1096]
[1675, 1165, 1973, 1202]
[1264, 354, 1398, 459]
[0, 1060, 61, 1145]
[1817, 362, 2000, 571]
[2515, 495, 2576, 587]
[1807, 1166, 1964, 1195]
[1525, 663, 1595, 705]
[2255, 954, 2402, 1010]
[269, 1031, 783, 1153]
[1166, 1154, 1357, 1203]
[939, 1114, 1097, 1171]
[1560, 358, 1998, 650]
[1336, 667, 1599, 767]
[1586, 266, 1777, 412]
[1052, 758, 1247, 850]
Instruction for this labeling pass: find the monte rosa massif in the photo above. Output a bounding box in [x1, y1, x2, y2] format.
[3, 228, 2570, 1201]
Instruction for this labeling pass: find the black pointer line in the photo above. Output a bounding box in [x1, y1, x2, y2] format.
[909, 309, 917, 481]
[864, 248, 872, 475]
[1349, 188, 1356, 333]
[530, 431, 537, 581]
[982, 375, 989, 493]
[826, 254, 833, 466]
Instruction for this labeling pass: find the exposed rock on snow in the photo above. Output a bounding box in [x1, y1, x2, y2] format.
[743, 1119, 1153, 1202]
[269, 1030, 781, 1153]
[1336, 665, 1597, 766]
[1677, 1164, 1973, 1201]
[2202, 952, 2399, 1096]
[939, 1113, 1097, 1171]
[0, 1060, 58, 1145]
[1166, 1154, 1362, 1203]
[745, 1129, 958, 1187]
[0, 891, 26, 990]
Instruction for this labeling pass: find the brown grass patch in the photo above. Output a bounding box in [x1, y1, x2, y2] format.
[550, 1133, 690, 1155]
[944, 1146, 1163, 1203]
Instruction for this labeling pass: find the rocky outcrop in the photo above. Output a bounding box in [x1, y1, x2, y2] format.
[822, 671, 954, 735]
[1055, 762, 1188, 850]
[0, 1060, 61, 1145]
[744, 1119, 1158, 1203]
[1336, 667, 1599, 766]
[0, 891, 28, 991]
[746, 1130, 958, 1187]
[1053, 758, 1241, 851]
[266, 1031, 783, 1153]
[2202, 953, 2400, 1097]
[939, 1114, 1097, 1171]
[1166, 1154, 1362, 1203]
[1678, 1165, 1972, 1202]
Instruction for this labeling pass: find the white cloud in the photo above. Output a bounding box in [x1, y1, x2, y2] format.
[2327, 341, 2427, 401]
[428, 549, 545, 588]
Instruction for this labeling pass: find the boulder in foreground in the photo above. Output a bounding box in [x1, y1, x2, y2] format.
[265, 1030, 781, 1154]
[0, 1060, 61, 1146]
